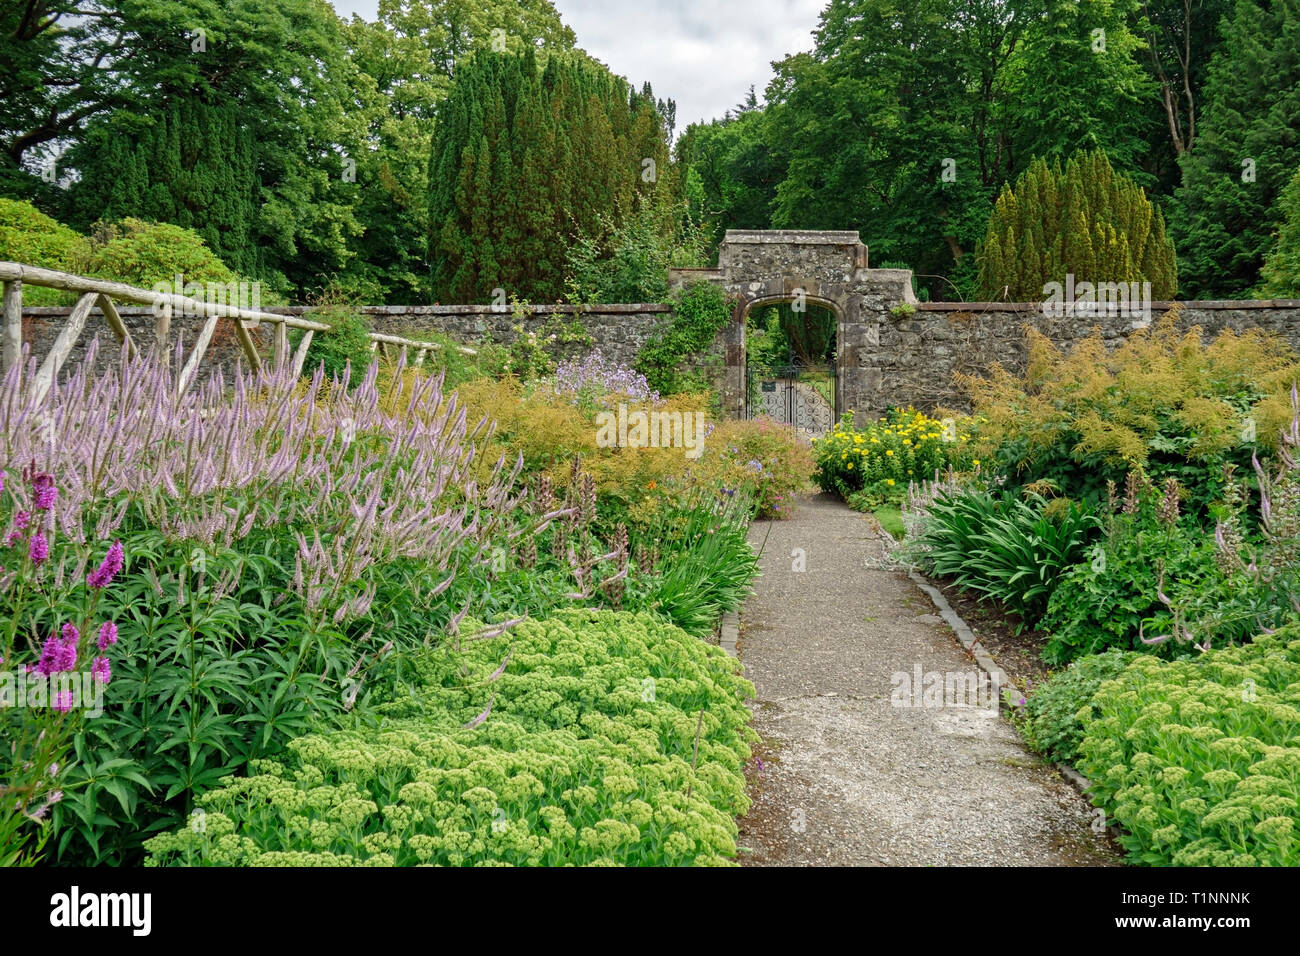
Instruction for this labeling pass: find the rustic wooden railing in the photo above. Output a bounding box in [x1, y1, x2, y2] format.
[0, 262, 475, 402]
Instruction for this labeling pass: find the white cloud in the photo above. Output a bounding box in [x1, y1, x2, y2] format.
[325, 0, 825, 128]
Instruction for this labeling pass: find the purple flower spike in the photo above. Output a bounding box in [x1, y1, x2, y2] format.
[91, 657, 111, 684]
[52, 691, 74, 713]
[31, 472, 56, 511]
[13, 510, 29, 530]
[87, 540, 125, 589]
[34, 634, 61, 676]
[98, 621, 118, 649]
[28, 532, 49, 565]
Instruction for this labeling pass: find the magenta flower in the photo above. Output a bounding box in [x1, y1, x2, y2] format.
[91, 656, 111, 684]
[34, 634, 61, 676]
[97, 621, 118, 649]
[31, 472, 56, 511]
[54, 633, 77, 672]
[52, 691, 74, 713]
[13, 510, 29, 530]
[86, 540, 125, 589]
[28, 532, 48, 565]
[3, 530, 19, 548]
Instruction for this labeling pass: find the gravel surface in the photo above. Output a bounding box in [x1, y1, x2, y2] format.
[736, 492, 1120, 867]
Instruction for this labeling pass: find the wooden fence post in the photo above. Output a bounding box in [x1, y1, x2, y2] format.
[3, 279, 22, 379]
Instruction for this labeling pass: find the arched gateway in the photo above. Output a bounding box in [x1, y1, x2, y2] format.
[669, 230, 916, 426]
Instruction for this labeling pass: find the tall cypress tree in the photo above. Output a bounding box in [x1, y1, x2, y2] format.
[427, 50, 672, 303]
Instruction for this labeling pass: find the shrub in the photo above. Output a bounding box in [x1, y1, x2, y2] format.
[76, 218, 246, 291]
[144, 610, 757, 867]
[1041, 419, 1300, 665]
[449, 377, 806, 532]
[1024, 649, 1139, 763]
[297, 306, 373, 382]
[960, 312, 1300, 514]
[1079, 624, 1300, 866]
[910, 487, 1100, 628]
[565, 200, 709, 305]
[0, 198, 83, 305]
[708, 417, 813, 520]
[812, 408, 976, 504]
[1039, 474, 1227, 664]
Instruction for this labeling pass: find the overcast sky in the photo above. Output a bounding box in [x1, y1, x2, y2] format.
[326, 0, 825, 129]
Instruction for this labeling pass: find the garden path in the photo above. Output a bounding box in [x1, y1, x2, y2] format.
[736, 492, 1120, 866]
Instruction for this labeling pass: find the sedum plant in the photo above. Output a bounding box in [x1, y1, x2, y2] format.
[144, 610, 757, 867]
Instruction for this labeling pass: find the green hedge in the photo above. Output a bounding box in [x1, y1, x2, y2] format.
[145, 610, 756, 867]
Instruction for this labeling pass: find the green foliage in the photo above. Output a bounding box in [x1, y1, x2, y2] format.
[566, 200, 709, 304]
[1024, 649, 1140, 763]
[52, 528, 349, 865]
[1172, 0, 1300, 298]
[70, 100, 260, 279]
[0, 198, 83, 304]
[1038, 502, 1221, 664]
[976, 150, 1177, 301]
[52, 0, 366, 298]
[634, 488, 758, 638]
[1259, 167, 1300, 298]
[337, 0, 578, 302]
[76, 218, 247, 292]
[428, 50, 674, 303]
[144, 610, 756, 867]
[637, 281, 732, 395]
[1079, 625, 1300, 866]
[1006, 1, 1156, 175]
[294, 300, 374, 383]
[913, 488, 1101, 627]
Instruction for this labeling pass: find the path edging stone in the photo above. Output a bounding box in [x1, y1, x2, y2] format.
[719, 611, 739, 657]
[907, 569, 1110, 825]
[906, 571, 1009, 701]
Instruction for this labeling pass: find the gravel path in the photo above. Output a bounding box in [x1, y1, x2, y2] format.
[736, 492, 1120, 866]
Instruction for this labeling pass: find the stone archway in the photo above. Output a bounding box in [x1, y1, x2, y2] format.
[669, 230, 916, 422]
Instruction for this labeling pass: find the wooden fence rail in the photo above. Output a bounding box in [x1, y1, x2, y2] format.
[0, 262, 475, 402]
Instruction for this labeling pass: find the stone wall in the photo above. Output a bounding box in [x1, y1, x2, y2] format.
[18, 302, 672, 382]
[872, 301, 1300, 413]
[18, 270, 1300, 424]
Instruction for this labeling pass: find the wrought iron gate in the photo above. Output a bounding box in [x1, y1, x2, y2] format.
[746, 362, 837, 436]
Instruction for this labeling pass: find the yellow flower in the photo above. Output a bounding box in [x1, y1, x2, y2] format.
[846, 463, 854, 470]
[886, 449, 894, 456]
[885, 479, 895, 486]
[973, 459, 981, 466]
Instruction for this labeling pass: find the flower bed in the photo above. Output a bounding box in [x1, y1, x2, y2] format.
[144, 610, 756, 867]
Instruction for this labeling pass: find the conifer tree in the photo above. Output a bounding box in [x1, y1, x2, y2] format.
[976, 150, 1177, 301]
[1171, 0, 1300, 298]
[427, 50, 673, 303]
